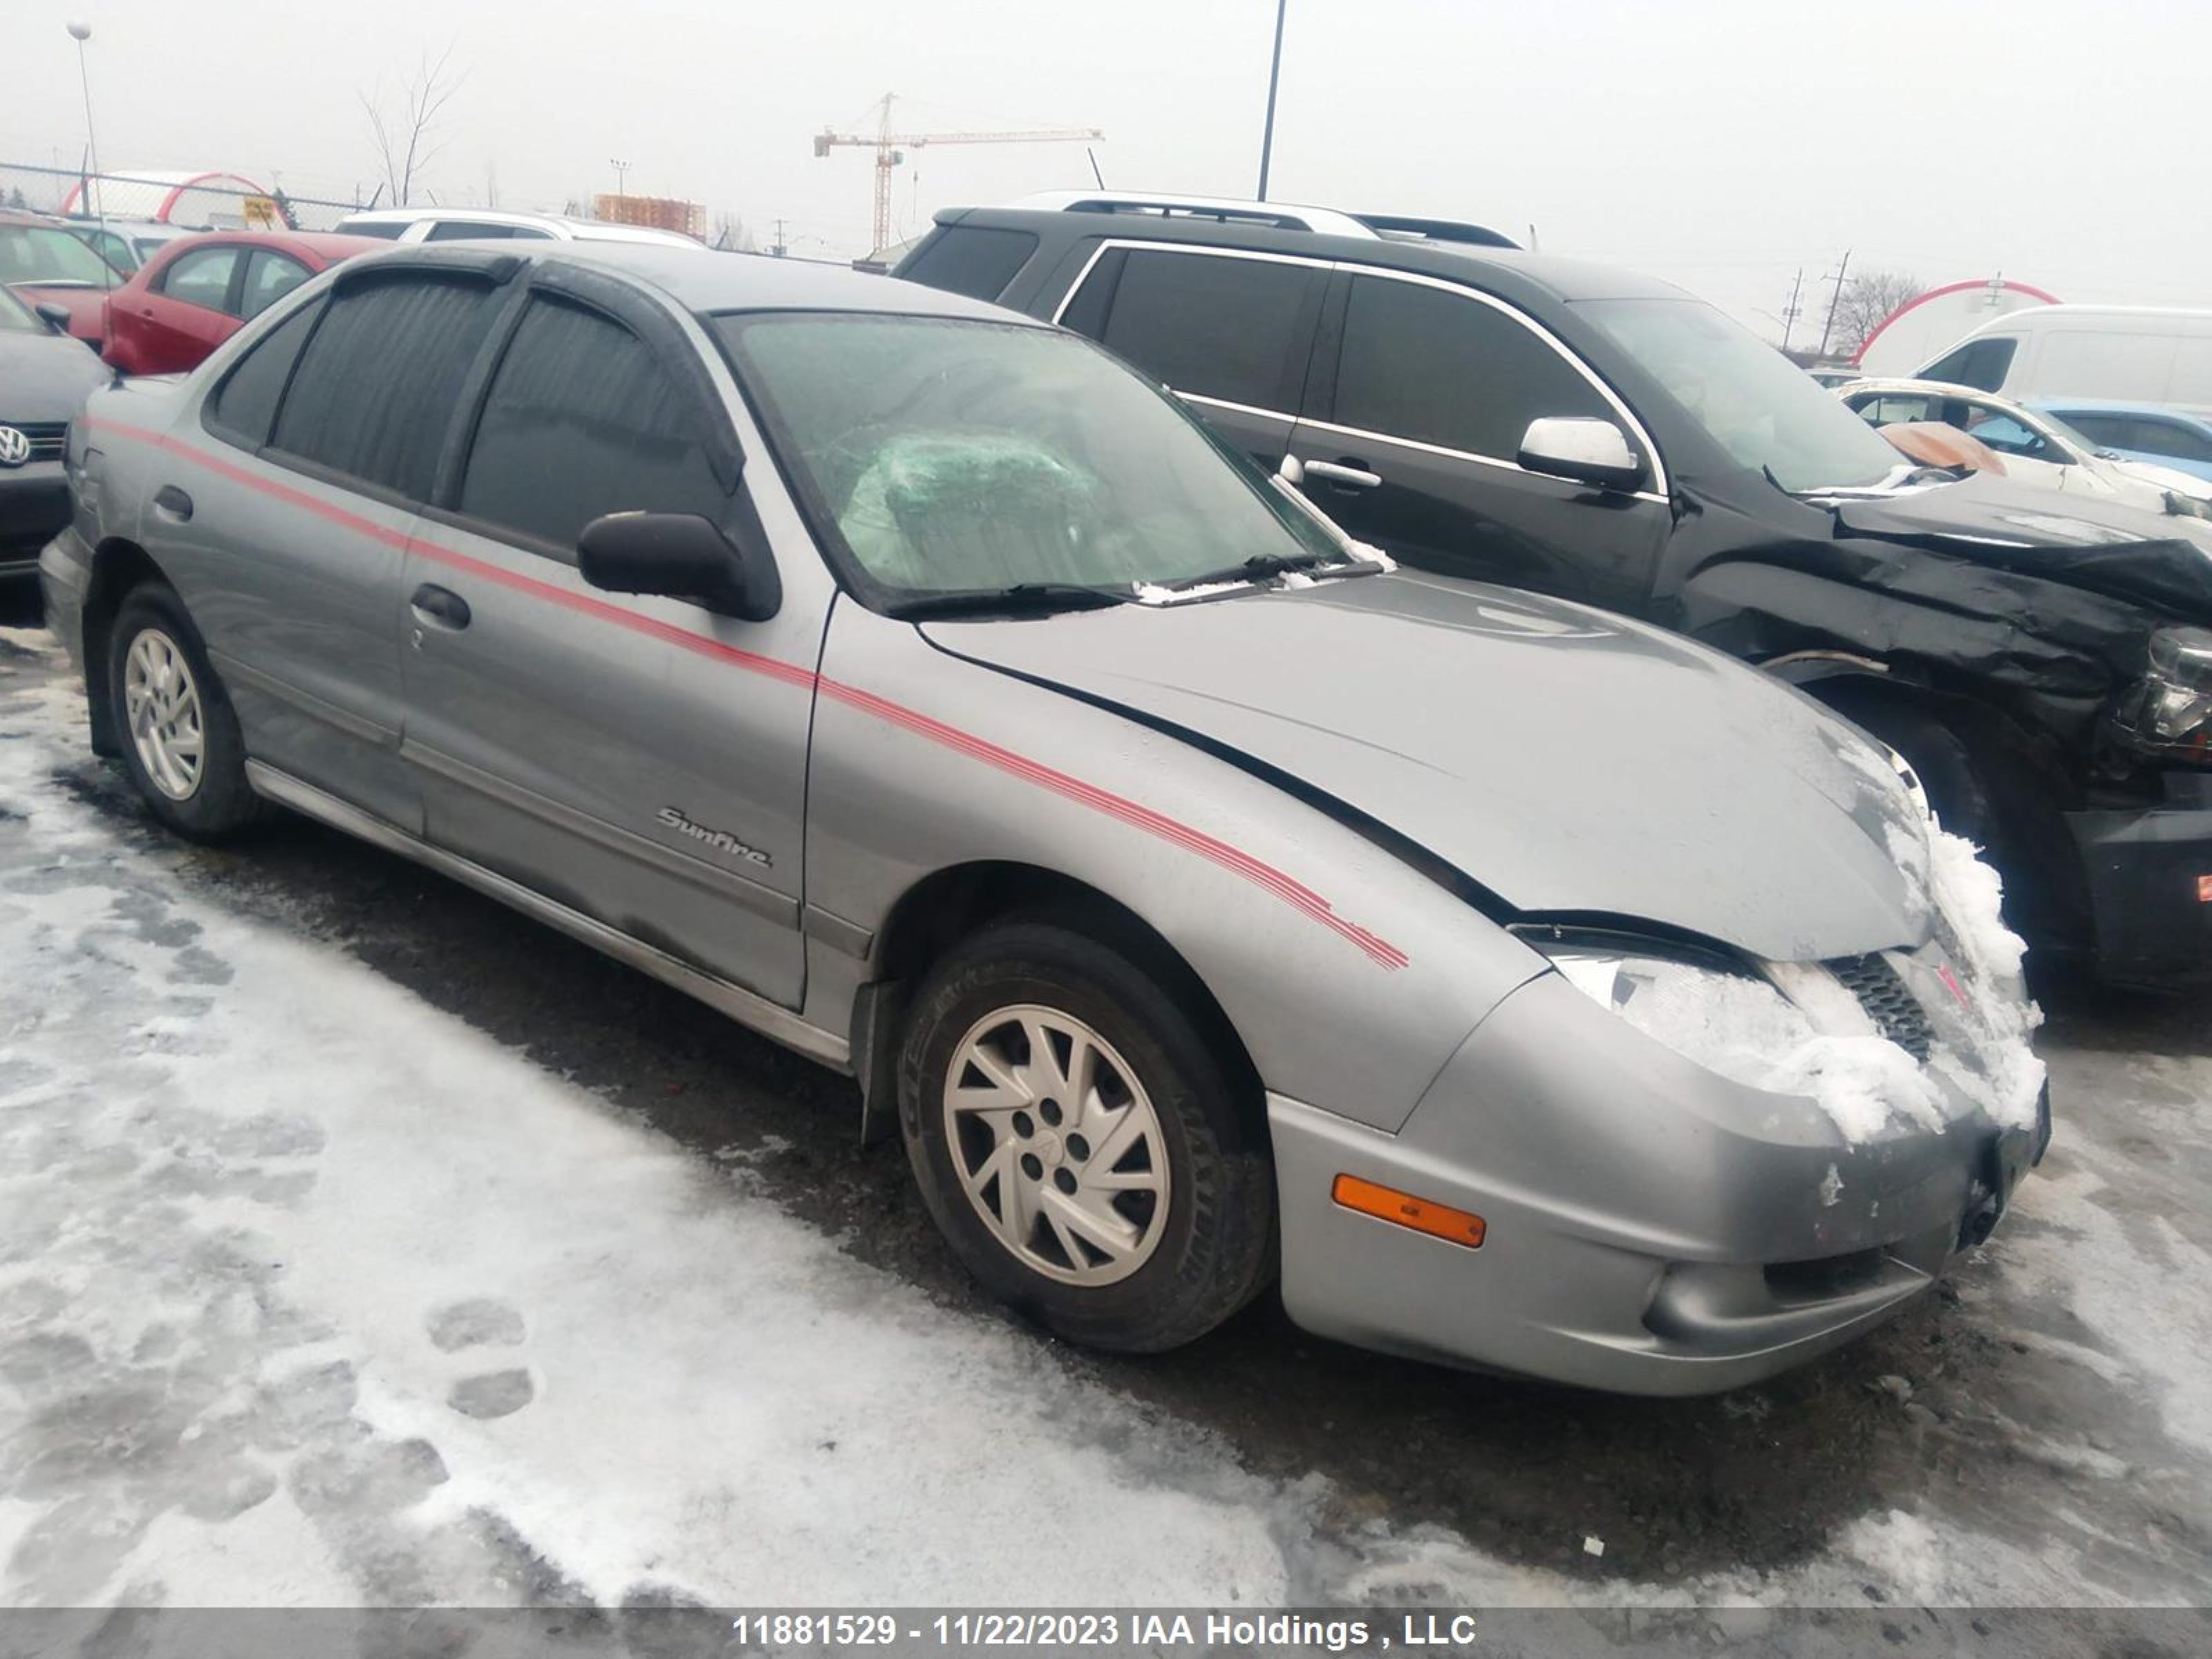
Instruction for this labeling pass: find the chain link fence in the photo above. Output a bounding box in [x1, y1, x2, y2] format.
[1, 162, 366, 241]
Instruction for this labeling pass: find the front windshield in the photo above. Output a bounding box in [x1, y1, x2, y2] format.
[715, 312, 1342, 598]
[1577, 297, 1904, 492]
[0, 223, 123, 288]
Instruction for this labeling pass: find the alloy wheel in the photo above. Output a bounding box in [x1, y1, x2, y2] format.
[123, 627, 206, 801]
[941, 1003, 1170, 1286]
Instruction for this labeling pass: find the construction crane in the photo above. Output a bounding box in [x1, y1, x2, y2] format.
[814, 93, 1102, 259]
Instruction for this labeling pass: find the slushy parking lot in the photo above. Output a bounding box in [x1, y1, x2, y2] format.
[5, 622, 2209, 1615]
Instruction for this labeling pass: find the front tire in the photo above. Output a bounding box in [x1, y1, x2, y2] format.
[107, 583, 261, 841]
[898, 919, 1275, 1353]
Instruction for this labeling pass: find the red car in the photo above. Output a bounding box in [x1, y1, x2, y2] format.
[100, 231, 385, 375]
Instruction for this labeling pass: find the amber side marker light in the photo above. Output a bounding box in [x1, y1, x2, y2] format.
[1331, 1174, 1486, 1248]
[2198, 874, 2212, 903]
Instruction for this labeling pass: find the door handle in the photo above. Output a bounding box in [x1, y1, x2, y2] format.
[409, 583, 471, 630]
[152, 485, 193, 521]
[1305, 458, 1383, 490]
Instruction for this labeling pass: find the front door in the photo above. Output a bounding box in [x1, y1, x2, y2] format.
[399, 283, 816, 1006]
[1292, 271, 1671, 613]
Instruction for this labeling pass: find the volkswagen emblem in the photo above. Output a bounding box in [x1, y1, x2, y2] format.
[0, 427, 31, 468]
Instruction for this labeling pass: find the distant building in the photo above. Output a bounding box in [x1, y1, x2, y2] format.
[592, 192, 706, 241]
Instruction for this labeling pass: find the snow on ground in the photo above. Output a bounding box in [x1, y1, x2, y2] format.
[2, 628, 2209, 1613]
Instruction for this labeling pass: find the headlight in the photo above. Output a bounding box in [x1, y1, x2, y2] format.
[2108, 625, 2212, 765]
[1519, 928, 1947, 1141]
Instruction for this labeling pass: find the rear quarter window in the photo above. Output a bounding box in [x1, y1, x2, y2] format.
[898, 226, 1038, 301]
[205, 300, 322, 449]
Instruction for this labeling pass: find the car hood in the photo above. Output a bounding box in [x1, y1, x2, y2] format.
[1818, 471, 2212, 612]
[0, 326, 106, 418]
[922, 572, 1931, 964]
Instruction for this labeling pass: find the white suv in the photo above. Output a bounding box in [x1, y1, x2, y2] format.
[331, 207, 701, 249]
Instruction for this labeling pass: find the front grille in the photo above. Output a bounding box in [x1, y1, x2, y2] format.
[0, 421, 68, 464]
[1828, 953, 1934, 1061]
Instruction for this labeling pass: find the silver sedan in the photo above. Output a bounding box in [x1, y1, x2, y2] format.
[40, 243, 2050, 1394]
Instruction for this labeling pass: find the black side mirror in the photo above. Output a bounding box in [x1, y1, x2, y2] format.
[35, 301, 73, 335]
[577, 512, 781, 621]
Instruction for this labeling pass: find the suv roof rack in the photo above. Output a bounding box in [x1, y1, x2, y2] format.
[1007, 191, 1381, 240]
[1351, 213, 1519, 250]
[1002, 192, 1519, 250]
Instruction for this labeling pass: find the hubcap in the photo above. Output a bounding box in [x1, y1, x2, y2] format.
[122, 628, 206, 802]
[942, 1004, 1169, 1286]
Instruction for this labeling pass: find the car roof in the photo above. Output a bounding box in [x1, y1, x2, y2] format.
[1839, 377, 2019, 402]
[351, 240, 1039, 324]
[157, 229, 388, 261]
[932, 200, 1683, 307]
[338, 206, 700, 246]
[2030, 397, 2212, 423]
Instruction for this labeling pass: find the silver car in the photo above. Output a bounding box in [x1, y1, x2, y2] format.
[39, 244, 2051, 1394]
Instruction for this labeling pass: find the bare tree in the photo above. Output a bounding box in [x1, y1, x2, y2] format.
[1825, 268, 1923, 359]
[359, 44, 465, 208]
[711, 212, 756, 253]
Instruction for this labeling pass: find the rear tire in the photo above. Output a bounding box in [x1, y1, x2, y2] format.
[897, 918, 1275, 1353]
[107, 583, 262, 841]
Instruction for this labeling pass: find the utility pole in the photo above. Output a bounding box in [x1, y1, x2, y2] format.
[1781, 266, 1804, 353]
[1816, 248, 1852, 358]
[771, 218, 788, 258]
[1256, 0, 1288, 200]
[65, 19, 113, 282]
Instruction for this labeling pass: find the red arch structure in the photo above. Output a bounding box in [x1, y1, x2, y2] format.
[59, 169, 270, 225]
[1854, 276, 2063, 366]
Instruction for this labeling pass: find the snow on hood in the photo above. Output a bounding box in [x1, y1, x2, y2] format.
[922, 572, 1934, 964]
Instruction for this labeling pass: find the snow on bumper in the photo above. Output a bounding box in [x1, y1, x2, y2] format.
[1271, 970, 2045, 1397]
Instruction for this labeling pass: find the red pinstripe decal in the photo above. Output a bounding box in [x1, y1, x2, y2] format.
[91, 417, 1407, 970]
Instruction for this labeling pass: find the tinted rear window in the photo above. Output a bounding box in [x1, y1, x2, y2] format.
[898, 226, 1038, 301]
[1076, 248, 1323, 413]
[271, 273, 499, 499]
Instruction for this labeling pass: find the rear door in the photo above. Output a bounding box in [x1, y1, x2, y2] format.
[399, 267, 815, 1006]
[1054, 244, 1328, 469]
[1289, 270, 1671, 611]
[176, 259, 512, 830]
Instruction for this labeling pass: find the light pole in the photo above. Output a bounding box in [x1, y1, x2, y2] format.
[610, 158, 630, 198]
[66, 19, 115, 285]
[1255, 0, 1287, 200]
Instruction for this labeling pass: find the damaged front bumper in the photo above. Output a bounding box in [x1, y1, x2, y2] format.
[1271, 971, 2047, 1397]
[2068, 770, 2212, 985]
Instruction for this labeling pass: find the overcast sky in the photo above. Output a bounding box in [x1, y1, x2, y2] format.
[6, 0, 2206, 337]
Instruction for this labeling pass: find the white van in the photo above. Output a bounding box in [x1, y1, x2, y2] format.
[1916, 306, 2212, 413]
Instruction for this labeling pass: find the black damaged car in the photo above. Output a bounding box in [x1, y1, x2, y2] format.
[897, 192, 2212, 986]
